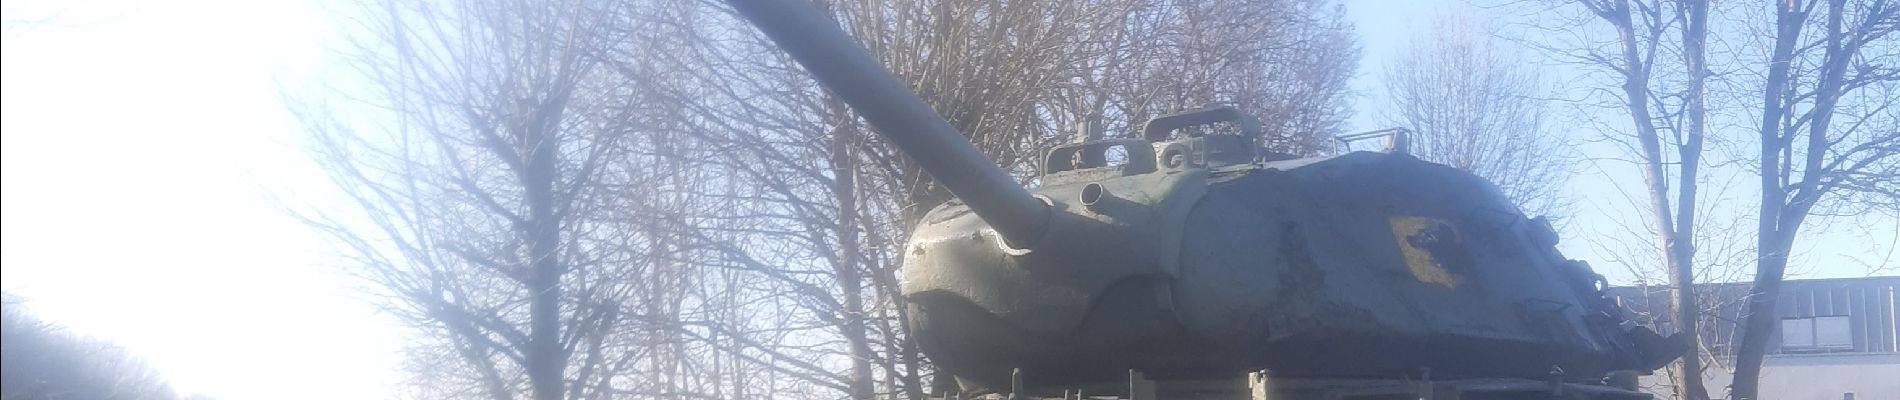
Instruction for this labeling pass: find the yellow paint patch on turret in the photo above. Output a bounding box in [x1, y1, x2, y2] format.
[1389, 216, 1464, 289]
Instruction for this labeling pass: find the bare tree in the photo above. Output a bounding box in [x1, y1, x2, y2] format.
[2, 294, 178, 400]
[1528, 0, 1717, 397]
[1527, 0, 1896, 398]
[588, 1, 1357, 399]
[631, 2, 1113, 397]
[1382, 12, 1570, 219]
[294, 0, 646, 399]
[1731, 1, 1899, 398]
[301, 0, 1359, 398]
[1062, 0, 1358, 157]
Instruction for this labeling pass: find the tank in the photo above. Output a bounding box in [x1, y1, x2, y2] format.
[902, 109, 1674, 390]
[727, 1, 1680, 398]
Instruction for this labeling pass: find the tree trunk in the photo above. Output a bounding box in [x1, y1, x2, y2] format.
[1731, 2, 1809, 398]
[1730, 236, 1789, 400]
[820, 4, 877, 396]
[1669, 1, 1711, 398]
[1602, 5, 1708, 397]
[1733, 0, 1872, 397]
[525, 123, 567, 400]
[827, 93, 877, 400]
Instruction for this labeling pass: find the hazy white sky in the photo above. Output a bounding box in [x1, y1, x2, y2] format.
[2, 0, 405, 398]
[0, 0, 1891, 399]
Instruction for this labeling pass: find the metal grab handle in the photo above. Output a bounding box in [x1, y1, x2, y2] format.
[1335, 127, 1412, 154]
[1044, 139, 1157, 175]
[1139, 105, 1264, 142]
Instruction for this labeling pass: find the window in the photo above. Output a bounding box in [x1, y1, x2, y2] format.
[1781, 315, 1852, 350]
[1815, 316, 1852, 347]
[1781, 319, 1813, 346]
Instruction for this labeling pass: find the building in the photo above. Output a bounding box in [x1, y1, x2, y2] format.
[1610, 276, 1899, 400]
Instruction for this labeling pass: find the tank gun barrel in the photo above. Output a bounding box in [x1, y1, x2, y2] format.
[728, 0, 1050, 248]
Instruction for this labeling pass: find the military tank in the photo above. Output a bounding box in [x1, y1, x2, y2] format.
[728, 1, 1680, 399]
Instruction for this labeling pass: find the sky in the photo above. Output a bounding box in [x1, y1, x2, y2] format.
[1, 0, 405, 398]
[1339, 0, 1898, 285]
[0, 0, 1892, 399]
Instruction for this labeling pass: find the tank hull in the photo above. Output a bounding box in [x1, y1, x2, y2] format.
[904, 152, 1635, 391]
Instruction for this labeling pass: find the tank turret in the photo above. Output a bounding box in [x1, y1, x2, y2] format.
[727, 1, 1679, 398]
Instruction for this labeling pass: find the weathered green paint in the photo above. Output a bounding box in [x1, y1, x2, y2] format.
[902, 108, 1673, 394]
[719, 5, 1672, 397]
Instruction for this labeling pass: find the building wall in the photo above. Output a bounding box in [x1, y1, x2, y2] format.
[1770, 279, 1899, 355]
[1640, 353, 1900, 400]
[1610, 277, 1900, 357]
[1615, 277, 1900, 399]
